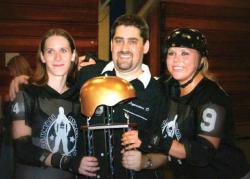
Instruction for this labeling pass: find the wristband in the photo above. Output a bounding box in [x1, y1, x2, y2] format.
[138, 131, 155, 153]
[158, 136, 174, 154]
[39, 150, 50, 168]
[51, 153, 82, 173]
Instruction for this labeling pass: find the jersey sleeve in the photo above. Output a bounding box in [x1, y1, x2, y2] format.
[197, 102, 226, 137]
[10, 87, 34, 125]
[76, 60, 107, 90]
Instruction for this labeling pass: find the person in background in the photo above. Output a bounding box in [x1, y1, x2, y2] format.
[122, 28, 250, 179]
[10, 28, 99, 179]
[7, 55, 33, 78]
[0, 55, 33, 179]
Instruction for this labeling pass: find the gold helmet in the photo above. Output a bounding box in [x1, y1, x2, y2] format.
[80, 76, 136, 117]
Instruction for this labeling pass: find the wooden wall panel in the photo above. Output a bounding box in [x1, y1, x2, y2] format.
[0, 0, 98, 100]
[162, 0, 250, 8]
[0, 38, 97, 52]
[0, 0, 96, 7]
[147, 4, 161, 76]
[0, 4, 97, 23]
[0, 22, 98, 38]
[158, 0, 250, 137]
[163, 2, 250, 21]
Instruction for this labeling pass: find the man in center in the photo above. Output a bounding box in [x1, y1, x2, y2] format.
[78, 14, 166, 179]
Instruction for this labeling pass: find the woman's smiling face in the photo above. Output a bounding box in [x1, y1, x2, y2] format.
[166, 47, 201, 85]
[41, 35, 74, 78]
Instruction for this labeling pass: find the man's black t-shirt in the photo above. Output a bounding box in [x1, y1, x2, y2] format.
[78, 61, 165, 179]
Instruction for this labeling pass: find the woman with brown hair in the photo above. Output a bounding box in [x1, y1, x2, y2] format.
[7, 55, 33, 78]
[0, 55, 33, 179]
[10, 28, 99, 179]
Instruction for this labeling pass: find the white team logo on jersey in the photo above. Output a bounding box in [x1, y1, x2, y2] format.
[161, 115, 181, 140]
[162, 115, 182, 165]
[40, 106, 78, 156]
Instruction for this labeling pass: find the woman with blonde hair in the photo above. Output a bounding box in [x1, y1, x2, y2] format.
[122, 28, 250, 179]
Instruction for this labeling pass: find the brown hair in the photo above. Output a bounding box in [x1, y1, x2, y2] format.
[31, 28, 78, 86]
[7, 55, 33, 77]
[110, 14, 149, 44]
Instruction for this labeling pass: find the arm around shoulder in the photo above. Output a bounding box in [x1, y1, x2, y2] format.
[9, 75, 30, 101]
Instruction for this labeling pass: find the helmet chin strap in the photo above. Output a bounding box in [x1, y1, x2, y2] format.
[179, 63, 204, 88]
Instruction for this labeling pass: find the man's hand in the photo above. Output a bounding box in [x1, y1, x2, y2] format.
[78, 156, 99, 177]
[122, 150, 142, 171]
[122, 130, 141, 150]
[9, 75, 29, 101]
[78, 55, 96, 71]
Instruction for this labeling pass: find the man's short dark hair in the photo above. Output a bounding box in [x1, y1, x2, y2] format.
[110, 14, 149, 43]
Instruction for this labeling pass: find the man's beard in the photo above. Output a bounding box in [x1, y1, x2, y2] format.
[116, 51, 133, 71]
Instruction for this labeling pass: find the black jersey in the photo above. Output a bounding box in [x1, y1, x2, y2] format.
[161, 77, 249, 179]
[78, 61, 164, 179]
[10, 84, 82, 179]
